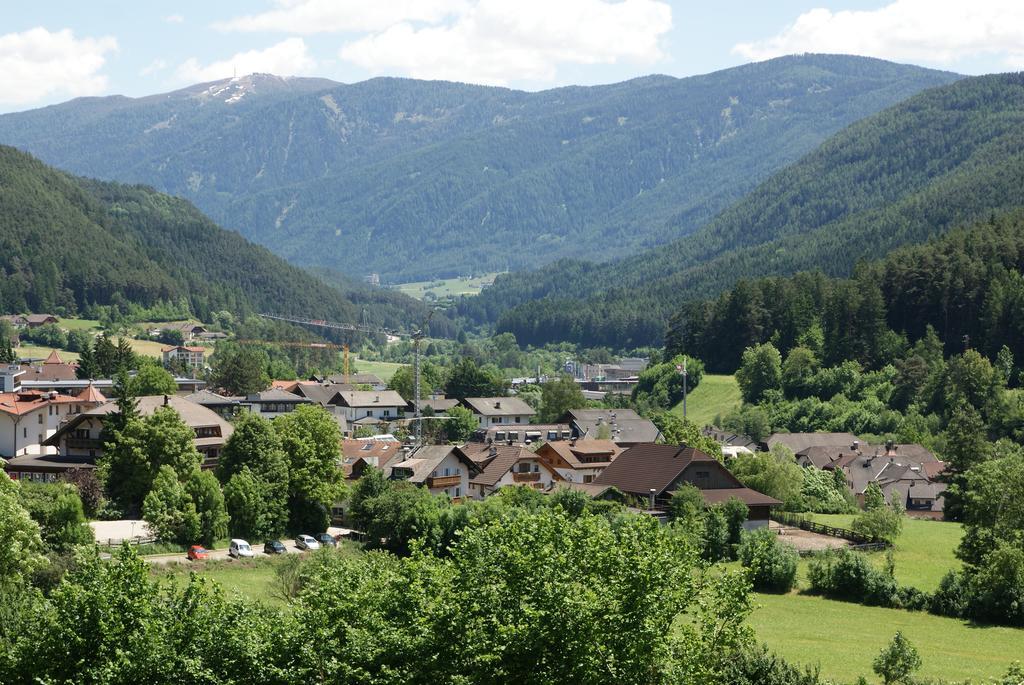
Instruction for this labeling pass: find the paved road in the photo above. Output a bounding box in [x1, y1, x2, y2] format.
[146, 539, 314, 565]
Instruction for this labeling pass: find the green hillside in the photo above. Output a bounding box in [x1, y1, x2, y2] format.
[482, 72, 1024, 349]
[0, 146, 446, 334]
[0, 56, 957, 281]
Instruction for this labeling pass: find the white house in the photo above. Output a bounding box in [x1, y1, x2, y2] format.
[161, 345, 206, 370]
[469, 444, 562, 499]
[0, 385, 106, 459]
[335, 390, 407, 423]
[389, 445, 479, 501]
[460, 397, 536, 428]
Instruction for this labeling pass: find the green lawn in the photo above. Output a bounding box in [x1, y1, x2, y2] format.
[352, 357, 405, 383]
[60, 318, 102, 332]
[394, 273, 499, 301]
[670, 374, 741, 427]
[152, 557, 285, 607]
[805, 514, 963, 591]
[749, 592, 1020, 682]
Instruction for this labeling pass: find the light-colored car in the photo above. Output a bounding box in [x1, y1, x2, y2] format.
[229, 539, 254, 558]
[296, 534, 320, 551]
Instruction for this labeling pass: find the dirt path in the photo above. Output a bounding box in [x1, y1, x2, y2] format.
[770, 520, 852, 552]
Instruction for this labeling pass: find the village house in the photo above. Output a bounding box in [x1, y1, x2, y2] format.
[760, 431, 860, 454]
[341, 436, 403, 480]
[150, 322, 208, 340]
[24, 314, 59, 329]
[1, 384, 107, 482]
[592, 443, 781, 528]
[470, 423, 573, 445]
[469, 443, 562, 499]
[161, 345, 206, 370]
[43, 395, 234, 470]
[237, 388, 313, 419]
[460, 396, 536, 428]
[563, 408, 662, 446]
[334, 390, 408, 427]
[389, 444, 479, 501]
[184, 390, 242, 419]
[534, 438, 623, 484]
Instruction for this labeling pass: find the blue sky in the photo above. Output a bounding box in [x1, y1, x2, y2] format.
[2, 1, 1022, 112]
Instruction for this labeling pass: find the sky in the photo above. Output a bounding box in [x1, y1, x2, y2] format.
[2, 0, 1023, 112]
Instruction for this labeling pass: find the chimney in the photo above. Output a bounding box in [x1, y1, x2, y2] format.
[648, 488, 657, 510]
[489, 445, 497, 458]
[494, 401, 501, 409]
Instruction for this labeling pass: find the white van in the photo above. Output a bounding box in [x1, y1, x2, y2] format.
[229, 538, 254, 558]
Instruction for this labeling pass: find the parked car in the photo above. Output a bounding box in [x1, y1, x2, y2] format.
[264, 540, 287, 555]
[315, 533, 337, 547]
[186, 545, 209, 561]
[296, 534, 320, 551]
[229, 539, 254, 558]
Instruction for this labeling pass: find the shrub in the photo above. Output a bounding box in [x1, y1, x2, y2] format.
[851, 506, 903, 543]
[929, 570, 968, 618]
[806, 549, 899, 607]
[738, 527, 798, 593]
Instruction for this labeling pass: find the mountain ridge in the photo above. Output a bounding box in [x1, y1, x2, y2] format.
[0, 54, 960, 281]
[478, 72, 1024, 349]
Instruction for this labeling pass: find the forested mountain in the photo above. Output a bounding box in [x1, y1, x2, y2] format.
[666, 209, 1024, 373]
[0, 146, 449, 334]
[0, 56, 957, 281]
[479, 73, 1024, 349]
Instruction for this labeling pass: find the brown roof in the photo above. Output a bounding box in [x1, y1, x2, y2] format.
[0, 390, 81, 416]
[549, 482, 618, 498]
[44, 350, 63, 364]
[390, 445, 478, 483]
[470, 445, 557, 488]
[18, 361, 79, 382]
[76, 384, 106, 403]
[538, 439, 622, 468]
[26, 314, 58, 325]
[45, 395, 233, 446]
[162, 345, 205, 353]
[592, 444, 718, 496]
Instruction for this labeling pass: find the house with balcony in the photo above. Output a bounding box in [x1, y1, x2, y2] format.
[469, 444, 563, 499]
[534, 438, 623, 484]
[460, 396, 536, 428]
[43, 395, 233, 470]
[238, 388, 313, 419]
[1, 384, 107, 482]
[334, 390, 408, 433]
[389, 444, 479, 501]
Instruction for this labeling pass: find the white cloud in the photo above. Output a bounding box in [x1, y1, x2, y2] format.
[176, 37, 316, 82]
[217, 0, 466, 34]
[733, 0, 1024, 70]
[0, 27, 117, 106]
[339, 0, 672, 85]
[140, 58, 168, 76]
[163, 14, 184, 24]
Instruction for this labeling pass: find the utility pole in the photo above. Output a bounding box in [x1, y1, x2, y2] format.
[412, 308, 437, 446]
[677, 358, 688, 419]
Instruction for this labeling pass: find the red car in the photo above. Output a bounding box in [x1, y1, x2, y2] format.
[187, 545, 209, 561]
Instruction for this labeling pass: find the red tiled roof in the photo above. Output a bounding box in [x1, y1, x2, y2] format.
[0, 391, 79, 416]
[43, 350, 63, 364]
[76, 384, 106, 403]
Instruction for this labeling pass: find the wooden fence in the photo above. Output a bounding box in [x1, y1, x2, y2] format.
[771, 511, 888, 546]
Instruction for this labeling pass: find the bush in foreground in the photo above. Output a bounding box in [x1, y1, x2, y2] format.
[738, 527, 798, 593]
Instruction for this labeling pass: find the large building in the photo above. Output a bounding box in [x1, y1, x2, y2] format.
[43, 395, 234, 470]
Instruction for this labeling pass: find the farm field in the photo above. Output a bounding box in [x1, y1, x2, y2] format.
[670, 374, 741, 427]
[394, 273, 500, 301]
[352, 357, 404, 383]
[804, 514, 963, 591]
[749, 591, 1020, 682]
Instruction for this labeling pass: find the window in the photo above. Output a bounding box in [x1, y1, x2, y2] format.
[38, 413, 43, 424]
[455, 487, 461, 497]
[509, 431, 519, 442]
[48, 406, 53, 416]
[515, 417, 521, 423]
[695, 470, 710, 480]
[495, 431, 506, 441]
[547, 431, 557, 440]
[23, 427, 27, 438]
[584, 475, 594, 483]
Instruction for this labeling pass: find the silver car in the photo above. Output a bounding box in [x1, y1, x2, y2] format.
[296, 534, 320, 551]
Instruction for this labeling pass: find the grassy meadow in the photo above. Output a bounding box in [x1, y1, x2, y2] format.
[395, 273, 500, 301]
[671, 374, 741, 427]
